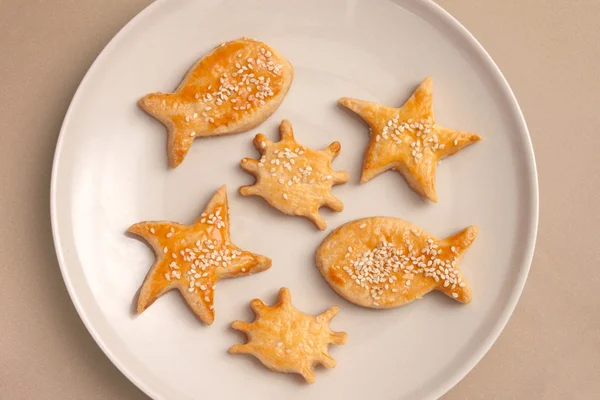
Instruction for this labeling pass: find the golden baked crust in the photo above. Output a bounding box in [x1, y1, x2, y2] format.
[239, 120, 349, 230]
[339, 77, 481, 202]
[316, 217, 478, 308]
[139, 38, 294, 168]
[128, 185, 271, 324]
[230, 288, 347, 383]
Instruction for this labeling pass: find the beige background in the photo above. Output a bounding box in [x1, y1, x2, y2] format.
[1, 0, 598, 398]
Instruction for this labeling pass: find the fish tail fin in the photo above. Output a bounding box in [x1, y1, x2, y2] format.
[139, 92, 169, 120]
[445, 226, 478, 253]
[436, 225, 478, 303]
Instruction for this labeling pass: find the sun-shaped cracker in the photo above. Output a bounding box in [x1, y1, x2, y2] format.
[128, 185, 271, 325]
[230, 288, 347, 383]
[239, 120, 349, 230]
[340, 77, 481, 202]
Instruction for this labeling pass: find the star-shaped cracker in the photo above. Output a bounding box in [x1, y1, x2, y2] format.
[139, 38, 293, 168]
[230, 288, 347, 383]
[128, 185, 271, 324]
[339, 77, 481, 202]
[239, 120, 349, 230]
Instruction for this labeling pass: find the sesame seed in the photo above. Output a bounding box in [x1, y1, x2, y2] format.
[359, 223, 366, 229]
[454, 139, 459, 146]
[283, 193, 288, 200]
[149, 228, 155, 234]
[163, 247, 168, 253]
[190, 132, 196, 137]
[452, 293, 459, 298]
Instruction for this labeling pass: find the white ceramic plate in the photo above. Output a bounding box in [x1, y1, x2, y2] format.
[51, 0, 538, 399]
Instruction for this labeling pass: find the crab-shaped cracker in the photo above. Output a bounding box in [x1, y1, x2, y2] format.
[229, 288, 347, 383]
[240, 120, 349, 230]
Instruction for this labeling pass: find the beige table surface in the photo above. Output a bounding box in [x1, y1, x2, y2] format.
[1, 0, 599, 398]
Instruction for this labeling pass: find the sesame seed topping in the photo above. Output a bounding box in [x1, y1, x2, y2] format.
[340, 236, 462, 301]
[454, 139, 459, 146]
[359, 223, 366, 229]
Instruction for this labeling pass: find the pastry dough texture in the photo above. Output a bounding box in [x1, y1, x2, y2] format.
[240, 120, 349, 230]
[230, 288, 347, 383]
[339, 77, 481, 202]
[140, 38, 294, 167]
[316, 217, 478, 308]
[128, 185, 271, 324]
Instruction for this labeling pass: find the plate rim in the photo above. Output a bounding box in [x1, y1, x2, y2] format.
[50, 0, 539, 399]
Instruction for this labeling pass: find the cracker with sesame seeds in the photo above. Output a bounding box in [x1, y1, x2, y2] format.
[239, 120, 349, 230]
[139, 38, 293, 168]
[127, 185, 271, 324]
[339, 77, 481, 202]
[230, 288, 347, 383]
[316, 217, 478, 308]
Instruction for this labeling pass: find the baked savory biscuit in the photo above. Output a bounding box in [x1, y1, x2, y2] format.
[339, 77, 481, 202]
[240, 120, 349, 230]
[230, 288, 347, 383]
[140, 38, 294, 168]
[316, 217, 478, 308]
[128, 185, 271, 324]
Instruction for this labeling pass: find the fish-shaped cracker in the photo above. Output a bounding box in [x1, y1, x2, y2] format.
[140, 38, 294, 168]
[316, 217, 478, 308]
